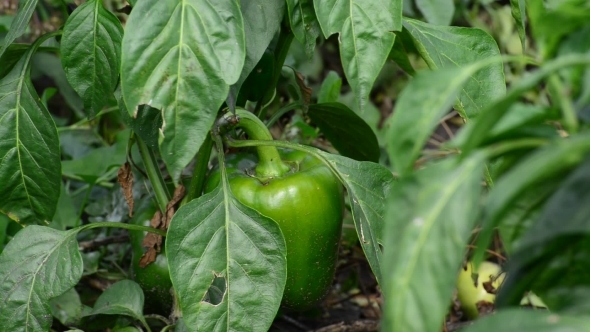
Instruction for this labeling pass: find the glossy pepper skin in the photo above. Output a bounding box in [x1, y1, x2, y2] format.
[205, 146, 344, 310]
[129, 204, 173, 314]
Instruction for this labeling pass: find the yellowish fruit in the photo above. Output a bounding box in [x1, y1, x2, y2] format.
[456, 261, 505, 319]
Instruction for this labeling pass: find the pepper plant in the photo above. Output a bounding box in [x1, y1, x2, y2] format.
[1, 0, 590, 331]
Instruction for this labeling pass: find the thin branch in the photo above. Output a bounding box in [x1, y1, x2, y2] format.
[313, 320, 380, 332]
[79, 235, 129, 252]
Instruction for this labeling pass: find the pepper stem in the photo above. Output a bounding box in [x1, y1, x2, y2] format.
[232, 109, 290, 178]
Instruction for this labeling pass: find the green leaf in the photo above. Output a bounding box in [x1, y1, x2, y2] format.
[308, 102, 380, 162]
[122, 105, 162, 150]
[497, 180, 558, 253]
[117, 87, 162, 150]
[382, 154, 485, 332]
[61, 0, 123, 117]
[388, 30, 416, 76]
[486, 104, 558, 142]
[415, 0, 454, 26]
[497, 157, 590, 313]
[32, 53, 85, 117]
[557, 25, 590, 101]
[510, 0, 526, 52]
[50, 183, 80, 230]
[456, 54, 590, 156]
[113, 327, 142, 332]
[166, 163, 287, 331]
[403, 18, 505, 118]
[385, 65, 479, 176]
[0, 44, 29, 79]
[40, 87, 58, 109]
[0, 226, 83, 332]
[228, 0, 284, 109]
[238, 51, 275, 104]
[322, 153, 394, 285]
[527, 0, 590, 59]
[0, 214, 9, 253]
[472, 131, 590, 268]
[462, 310, 590, 332]
[50, 287, 83, 326]
[121, 0, 245, 183]
[286, 0, 321, 58]
[0, 0, 38, 60]
[61, 129, 128, 183]
[282, 66, 312, 111]
[314, 0, 402, 113]
[0, 39, 61, 225]
[83, 280, 148, 328]
[317, 71, 342, 104]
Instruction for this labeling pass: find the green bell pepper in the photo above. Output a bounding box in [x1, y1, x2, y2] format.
[205, 109, 345, 310]
[129, 204, 173, 314]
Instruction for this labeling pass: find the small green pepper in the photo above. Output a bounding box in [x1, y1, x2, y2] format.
[129, 204, 173, 314]
[205, 109, 345, 310]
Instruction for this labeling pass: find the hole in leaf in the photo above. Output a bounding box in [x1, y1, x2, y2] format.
[202, 273, 227, 305]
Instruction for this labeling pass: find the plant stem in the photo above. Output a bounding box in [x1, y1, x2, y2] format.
[181, 134, 213, 206]
[256, 24, 295, 119]
[136, 137, 170, 212]
[223, 109, 290, 178]
[79, 222, 167, 237]
[483, 138, 548, 159]
[266, 102, 301, 128]
[75, 184, 93, 228]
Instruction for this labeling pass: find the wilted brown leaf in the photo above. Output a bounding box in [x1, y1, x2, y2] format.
[295, 71, 312, 112]
[138, 186, 186, 266]
[117, 162, 134, 217]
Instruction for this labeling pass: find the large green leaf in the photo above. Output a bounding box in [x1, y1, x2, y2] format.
[228, 0, 284, 109]
[166, 151, 287, 331]
[0, 39, 61, 225]
[286, 0, 321, 58]
[308, 102, 380, 162]
[0, 226, 83, 332]
[497, 158, 590, 313]
[415, 0, 454, 26]
[462, 310, 590, 332]
[403, 18, 505, 118]
[382, 154, 485, 332]
[61, 0, 123, 117]
[226, 139, 395, 286]
[0, 0, 38, 60]
[314, 0, 402, 113]
[121, 0, 245, 182]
